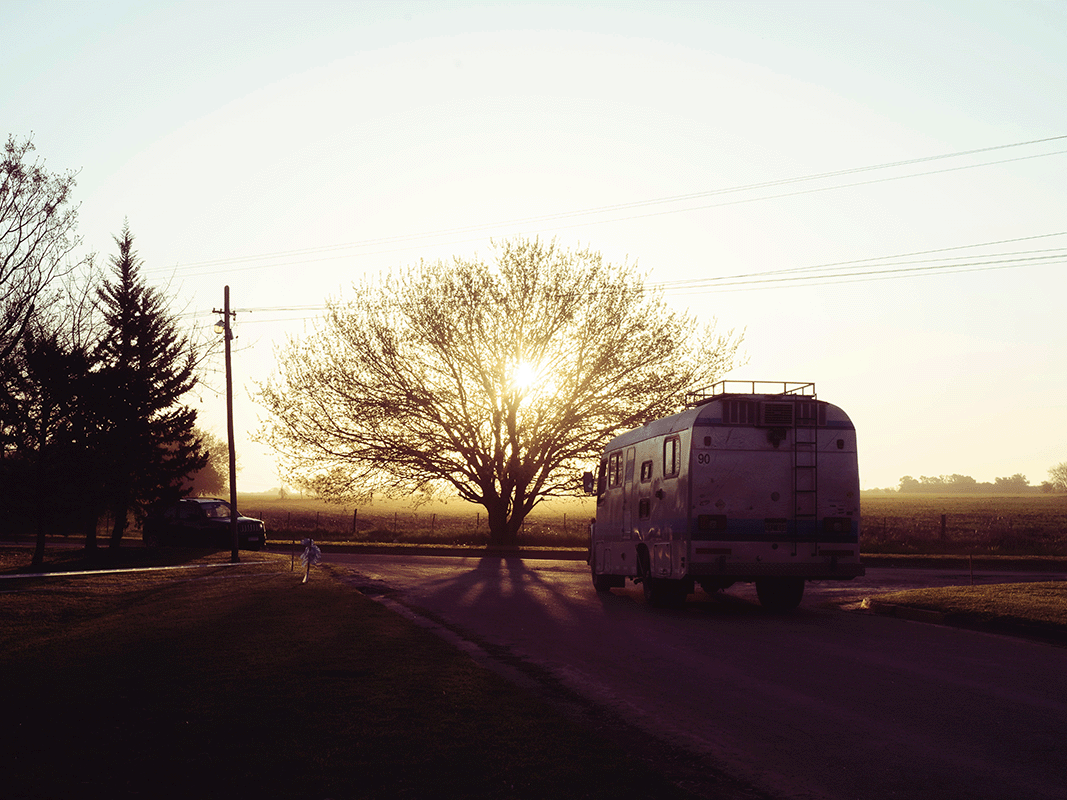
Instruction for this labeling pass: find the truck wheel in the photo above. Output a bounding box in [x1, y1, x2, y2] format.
[638, 550, 656, 603]
[590, 547, 623, 593]
[755, 577, 805, 611]
[645, 578, 687, 608]
[591, 569, 617, 593]
[639, 551, 686, 607]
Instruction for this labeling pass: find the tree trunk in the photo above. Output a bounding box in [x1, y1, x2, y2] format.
[485, 498, 520, 547]
[31, 515, 46, 568]
[31, 429, 47, 568]
[109, 505, 127, 551]
[83, 510, 98, 554]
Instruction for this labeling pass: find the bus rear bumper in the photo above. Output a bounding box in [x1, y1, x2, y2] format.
[690, 559, 865, 580]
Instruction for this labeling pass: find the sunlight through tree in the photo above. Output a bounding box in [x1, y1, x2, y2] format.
[257, 238, 743, 545]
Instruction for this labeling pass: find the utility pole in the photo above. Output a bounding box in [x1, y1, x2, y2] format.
[214, 286, 239, 563]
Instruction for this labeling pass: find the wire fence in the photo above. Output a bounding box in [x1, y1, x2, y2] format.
[861, 512, 1067, 556]
[247, 506, 593, 548]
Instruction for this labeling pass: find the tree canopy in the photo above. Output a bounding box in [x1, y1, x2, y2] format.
[258, 238, 743, 544]
[897, 473, 1034, 494]
[1, 134, 213, 563]
[185, 428, 232, 497]
[0, 135, 84, 364]
[1048, 462, 1067, 492]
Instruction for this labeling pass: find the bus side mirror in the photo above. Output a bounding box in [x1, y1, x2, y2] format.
[582, 471, 595, 495]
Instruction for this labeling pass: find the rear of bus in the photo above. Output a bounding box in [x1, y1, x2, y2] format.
[688, 391, 863, 607]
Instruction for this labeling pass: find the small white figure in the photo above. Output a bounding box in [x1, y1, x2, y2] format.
[301, 538, 322, 583]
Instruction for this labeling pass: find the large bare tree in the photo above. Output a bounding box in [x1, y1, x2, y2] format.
[258, 238, 743, 545]
[0, 135, 84, 363]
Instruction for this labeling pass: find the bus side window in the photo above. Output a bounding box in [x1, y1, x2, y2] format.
[640, 460, 653, 482]
[664, 436, 680, 478]
[607, 451, 623, 488]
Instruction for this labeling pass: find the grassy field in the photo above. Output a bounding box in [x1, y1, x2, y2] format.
[0, 549, 693, 800]
[5, 491, 1062, 557]
[241, 493, 597, 548]
[860, 493, 1067, 556]
[2, 540, 1064, 798]
[240, 492, 1067, 557]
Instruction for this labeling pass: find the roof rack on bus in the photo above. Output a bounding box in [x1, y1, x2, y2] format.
[686, 381, 816, 407]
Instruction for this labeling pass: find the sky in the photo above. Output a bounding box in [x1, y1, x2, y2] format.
[3, 0, 1066, 492]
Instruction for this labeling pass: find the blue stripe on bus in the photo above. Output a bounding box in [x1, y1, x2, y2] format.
[690, 518, 858, 543]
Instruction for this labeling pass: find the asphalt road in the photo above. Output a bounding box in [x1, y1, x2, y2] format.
[333, 554, 1067, 800]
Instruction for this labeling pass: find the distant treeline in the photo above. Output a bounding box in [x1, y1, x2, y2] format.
[897, 474, 1048, 494]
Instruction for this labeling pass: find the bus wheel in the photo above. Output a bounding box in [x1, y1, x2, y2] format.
[646, 578, 687, 607]
[637, 550, 656, 602]
[591, 569, 619, 593]
[639, 553, 684, 607]
[755, 577, 805, 611]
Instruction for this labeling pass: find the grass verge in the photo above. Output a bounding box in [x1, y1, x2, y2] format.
[0, 550, 690, 800]
[866, 582, 1067, 644]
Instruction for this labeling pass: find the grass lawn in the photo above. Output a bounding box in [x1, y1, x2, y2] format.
[0, 550, 690, 800]
[867, 581, 1067, 643]
[3, 544, 1064, 798]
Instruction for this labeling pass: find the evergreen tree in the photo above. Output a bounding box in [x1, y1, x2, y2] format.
[18, 330, 106, 563]
[95, 224, 205, 550]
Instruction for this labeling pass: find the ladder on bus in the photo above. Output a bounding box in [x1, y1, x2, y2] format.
[793, 400, 818, 554]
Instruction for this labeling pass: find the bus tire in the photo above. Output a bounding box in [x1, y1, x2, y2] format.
[639, 550, 685, 607]
[755, 577, 805, 611]
[591, 570, 620, 593]
[646, 578, 687, 607]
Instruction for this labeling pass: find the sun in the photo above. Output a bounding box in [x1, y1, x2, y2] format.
[512, 360, 538, 393]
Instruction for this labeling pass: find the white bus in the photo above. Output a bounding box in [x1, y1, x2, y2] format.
[587, 381, 863, 610]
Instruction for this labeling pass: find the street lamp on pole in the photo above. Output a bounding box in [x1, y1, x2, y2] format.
[213, 286, 239, 563]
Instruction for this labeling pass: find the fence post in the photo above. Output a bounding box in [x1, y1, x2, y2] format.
[940, 514, 947, 541]
[352, 508, 357, 535]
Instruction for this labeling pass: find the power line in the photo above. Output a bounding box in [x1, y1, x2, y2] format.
[147, 134, 1067, 279]
[182, 229, 1065, 323]
[679, 251, 1067, 294]
[654, 231, 1067, 288]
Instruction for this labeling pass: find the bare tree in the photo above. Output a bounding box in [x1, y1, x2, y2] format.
[0, 135, 84, 363]
[258, 238, 743, 545]
[1049, 462, 1067, 493]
